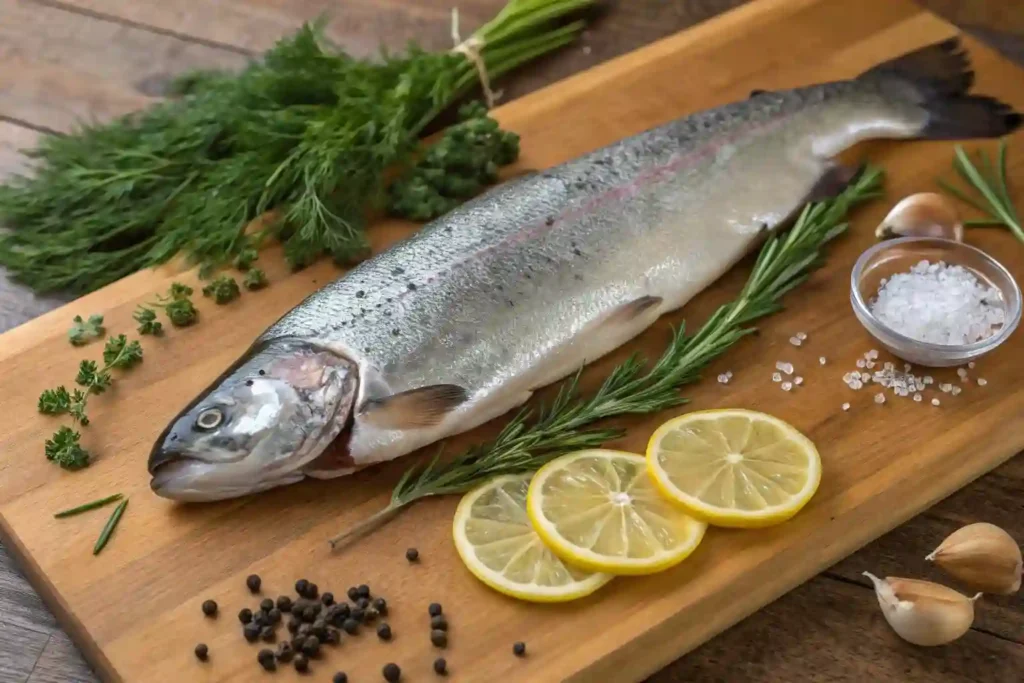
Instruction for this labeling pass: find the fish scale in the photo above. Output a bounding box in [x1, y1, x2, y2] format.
[149, 38, 1022, 500]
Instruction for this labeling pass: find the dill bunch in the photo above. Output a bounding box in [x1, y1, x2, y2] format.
[0, 0, 595, 295]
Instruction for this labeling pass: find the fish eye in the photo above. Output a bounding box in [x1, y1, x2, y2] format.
[195, 408, 224, 431]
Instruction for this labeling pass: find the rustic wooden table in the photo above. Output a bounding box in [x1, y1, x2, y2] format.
[1, 1, 1023, 681]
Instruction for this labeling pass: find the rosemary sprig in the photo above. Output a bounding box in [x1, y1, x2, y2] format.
[93, 498, 129, 555]
[938, 139, 1022, 242]
[327, 165, 885, 548]
[54, 493, 123, 519]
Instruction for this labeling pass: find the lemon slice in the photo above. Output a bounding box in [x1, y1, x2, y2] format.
[526, 450, 707, 575]
[646, 409, 821, 528]
[453, 473, 613, 602]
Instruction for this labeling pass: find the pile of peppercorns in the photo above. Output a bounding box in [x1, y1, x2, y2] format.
[193, 548, 527, 679]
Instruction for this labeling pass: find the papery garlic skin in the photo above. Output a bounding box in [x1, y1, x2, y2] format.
[875, 192, 964, 242]
[863, 572, 979, 646]
[927, 522, 1023, 595]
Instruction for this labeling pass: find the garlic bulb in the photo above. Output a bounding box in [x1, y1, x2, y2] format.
[926, 522, 1022, 594]
[875, 192, 963, 241]
[863, 572, 979, 646]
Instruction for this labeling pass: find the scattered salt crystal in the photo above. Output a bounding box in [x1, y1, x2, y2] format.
[866, 361, 875, 369]
[582, 45, 592, 55]
[923, 376, 933, 385]
[775, 361, 786, 371]
[819, 356, 827, 365]
[884, 362, 894, 371]
[868, 260, 1006, 345]
[781, 381, 793, 391]
[796, 332, 808, 341]
[843, 372, 852, 383]
[904, 363, 913, 373]
[867, 350, 879, 360]
[874, 393, 886, 404]
[842, 402, 851, 411]
[978, 378, 988, 386]
[717, 374, 729, 384]
[851, 379, 863, 390]
[794, 376, 804, 386]
[951, 386, 962, 396]
[932, 398, 941, 406]
[772, 372, 782, 382]
[725, 371, 733, 379]
[789, 336, 803, 347]
[856, 359, 866, 368]
[860, 372, 870, 382]
[782, 363, 794, 375]
[957, 368, 968, 379]
[968, 361, 976, 369]
[939, 383, 952, 393]
[913, 393, 922, 402]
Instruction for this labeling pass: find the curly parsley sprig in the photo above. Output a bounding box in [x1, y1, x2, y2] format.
[39, 334, 144, 470]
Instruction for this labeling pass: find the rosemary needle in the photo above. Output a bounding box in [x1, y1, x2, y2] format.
[93, 498, 129, 555]
[938, 139, 1023, 243]
[327, 166, 885, 549]
[54, 493, 123, 519]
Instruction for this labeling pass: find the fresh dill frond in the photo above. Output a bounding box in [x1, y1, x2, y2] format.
[327, 166, 886, 548]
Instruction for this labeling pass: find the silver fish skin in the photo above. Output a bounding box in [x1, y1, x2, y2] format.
[149, 38, 1020, 500]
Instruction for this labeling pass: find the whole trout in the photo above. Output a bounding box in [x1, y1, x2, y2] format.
[149, 38, 1020, 500]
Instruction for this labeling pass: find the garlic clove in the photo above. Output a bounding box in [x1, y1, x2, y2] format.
[875, 192, 964, 242]
[863, 571, 980, 646]
[926, 522, 1023, 595]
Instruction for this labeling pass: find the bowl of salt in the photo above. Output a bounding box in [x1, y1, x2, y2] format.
[850, 236, 1021, 367]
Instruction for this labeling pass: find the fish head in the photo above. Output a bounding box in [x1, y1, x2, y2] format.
[148, 339, 357, 501]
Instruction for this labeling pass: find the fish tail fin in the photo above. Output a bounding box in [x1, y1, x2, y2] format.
[858, 37, 1022, 139]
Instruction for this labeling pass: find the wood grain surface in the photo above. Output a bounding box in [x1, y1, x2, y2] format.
[1, 0, 1024, 682]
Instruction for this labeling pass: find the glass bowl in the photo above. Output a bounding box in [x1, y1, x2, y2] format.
[850, 237, 1021, 367]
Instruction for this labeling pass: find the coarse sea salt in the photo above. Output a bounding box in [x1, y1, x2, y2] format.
[868, 260, 1005, 345]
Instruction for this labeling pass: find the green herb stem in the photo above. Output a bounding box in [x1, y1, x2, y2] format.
[54, 493, 123, 518]
[938, 139, 1023, 244]
[328, 166, 884, 549]
[93, 498, 129, 555]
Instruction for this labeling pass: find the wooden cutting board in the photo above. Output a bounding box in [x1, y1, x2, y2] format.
[2, 0, 1024, 680]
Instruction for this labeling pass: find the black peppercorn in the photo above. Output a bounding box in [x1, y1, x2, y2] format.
[291, 635, 305, 652]
[312, 619, 328, 640]
[260, 598, 274, 613]
[252, 611, 269, 628]
[430, 629, 448, 648]
[311, 602, 323, 616]
[342, 618, 360, 635]
[356, 597, 370, 610]
[430, 615, 448, 631]
[321, 592, 335, 606]
[238, 608, 253, 624]
[428, 603, 442, 617]
[351, 607, 365, 623]
[258, 648, 276, 671]
[302, 606, 317, 623]
[260, 626, 275, 643]
[294, 654, 309, 673]
[194, 643, 209, 661]
[243, 622, 261, 643]
[373, 597, 388, 615]
[277, 595, 293, 613]
[347, 586, 359, 601]
[305, 582, 319, 599]
[383, 662, 401, 682]
[334, 603, 351, 620]
[513, 641, 526, 656]
[295, 579, 310, 596]
[333, 673, 349, 683]
[364, 606, 380, 623]
[324, 628, 341, 645]
[268, 608, 282, 624]
[405, 548, 419, 562]
[302, 635, 321, 657]
[201, 599, 218, 617]
[297, 624, 313, 639]
[246, 574, 262, 593]
[275, 641, 295, 663]
[433, 657, 447, 675]
[376, 623, 392, 641]
[357, 584, 371, 599]
[287, 618, 300, 634]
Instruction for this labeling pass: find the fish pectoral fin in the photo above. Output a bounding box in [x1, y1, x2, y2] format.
[607, 295, 664, 325]
[805, 163, 864, 203]
[358, 384, 469, 429]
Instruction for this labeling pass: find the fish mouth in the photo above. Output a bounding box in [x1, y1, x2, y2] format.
[149, 456, 305, 502]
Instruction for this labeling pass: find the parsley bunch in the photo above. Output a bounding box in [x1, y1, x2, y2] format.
[0, 0, 595, 295]
[39, 334, 144, 470]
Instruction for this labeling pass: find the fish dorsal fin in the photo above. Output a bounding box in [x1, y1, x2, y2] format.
[358, 384, 468, 429]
